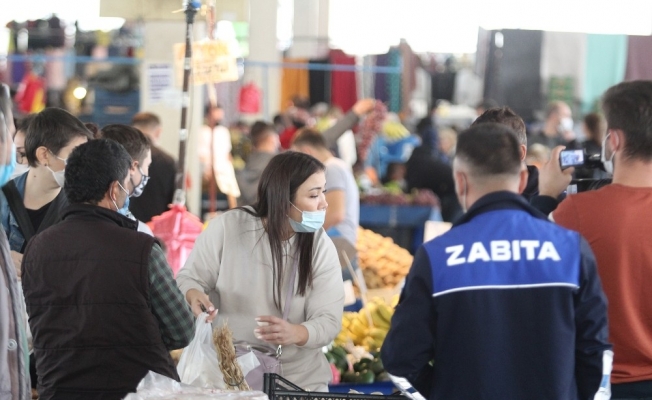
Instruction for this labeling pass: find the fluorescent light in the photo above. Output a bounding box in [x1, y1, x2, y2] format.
[73, 86, 87, 100]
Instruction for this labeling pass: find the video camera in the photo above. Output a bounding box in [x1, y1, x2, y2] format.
[559, 149, 604, 170]
[559, 149, 611, 193]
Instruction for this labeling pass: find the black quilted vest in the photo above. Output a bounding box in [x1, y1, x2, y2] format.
[22, 204, 178, 400]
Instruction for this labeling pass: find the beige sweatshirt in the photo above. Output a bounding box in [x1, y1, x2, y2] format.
[176, 208, 344, 391]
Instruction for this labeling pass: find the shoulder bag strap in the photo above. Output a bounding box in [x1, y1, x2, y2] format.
[1, 181, 35, 249]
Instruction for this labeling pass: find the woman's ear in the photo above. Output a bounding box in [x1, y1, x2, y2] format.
[35, 146, 50, 166]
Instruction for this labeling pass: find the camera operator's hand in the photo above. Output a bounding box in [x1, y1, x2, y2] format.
[539, 146, 574, 198]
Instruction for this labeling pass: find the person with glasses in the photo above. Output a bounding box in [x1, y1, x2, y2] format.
[11, 114, 36, 180]
[97, 124, 154, 235]
[0, 107, 93, 271]
[22, 139, 193, 399]
[0, 82, 31, 400]
[0, 107, 93, 395]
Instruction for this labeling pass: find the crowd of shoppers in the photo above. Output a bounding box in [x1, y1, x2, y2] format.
[3, 75, 652, 400]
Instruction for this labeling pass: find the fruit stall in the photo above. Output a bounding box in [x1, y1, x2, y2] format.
[359, 189, 441, 254]
[326, 297, 400, 394]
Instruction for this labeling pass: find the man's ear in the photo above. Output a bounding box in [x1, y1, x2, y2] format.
[108, 181, 119, 203]
[453, 170, 466, 197]
[520, 144, 527, 161]
[518, 166, 528, 194]
[609, 129, 622, 153]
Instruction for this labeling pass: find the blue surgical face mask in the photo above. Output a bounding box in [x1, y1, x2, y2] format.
[0, 144, 16, 186]
[288, 202, 325, 233]
[111, 182, 131, 216]
[118, 195, 131, 217]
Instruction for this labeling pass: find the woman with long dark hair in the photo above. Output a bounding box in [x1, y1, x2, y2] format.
[177, 151, 344, 391]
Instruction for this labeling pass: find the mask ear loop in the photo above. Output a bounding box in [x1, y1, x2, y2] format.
[110, 182, 120, 212]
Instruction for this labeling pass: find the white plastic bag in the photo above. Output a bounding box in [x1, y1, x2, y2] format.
[177, 313, 226, 389]
[123, 371, 269, 400]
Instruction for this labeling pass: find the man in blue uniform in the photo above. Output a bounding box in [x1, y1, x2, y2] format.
[381, 123, 612, 400]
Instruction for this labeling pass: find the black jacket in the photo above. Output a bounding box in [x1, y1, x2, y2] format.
[406, 146, 460, 221]
[22, 204, 179, 400]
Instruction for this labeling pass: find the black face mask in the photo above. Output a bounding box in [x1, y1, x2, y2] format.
[292, 119, 306, 129]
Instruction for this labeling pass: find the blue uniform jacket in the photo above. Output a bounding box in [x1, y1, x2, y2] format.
[381, 191, 612, 400]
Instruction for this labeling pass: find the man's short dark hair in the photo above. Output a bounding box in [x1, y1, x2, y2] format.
[250, 120, 275, 148]
[602, 80, 652, 161]
[65, 139, 132, 205]
[472, 107, 527, 146]
[292, 128, 327, 149]
[25, 108, 93, 167]
[456, 123, 522, 177]
[132, 112, 161, 129]
[99, 124, 151, 164]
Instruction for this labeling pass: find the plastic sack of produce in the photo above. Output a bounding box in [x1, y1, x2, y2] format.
[177, 313, 226, 389]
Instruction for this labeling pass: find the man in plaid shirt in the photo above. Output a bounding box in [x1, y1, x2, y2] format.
[22, 138, 194, 400]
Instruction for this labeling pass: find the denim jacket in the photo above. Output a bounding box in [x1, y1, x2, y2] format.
[0, 173, 29, 252]
[0, 172, 69, 253]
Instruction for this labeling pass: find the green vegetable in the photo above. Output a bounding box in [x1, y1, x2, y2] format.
[357, 370, 375, 384]
[370, 359, 384, 374]
[342, 371, 358, 383]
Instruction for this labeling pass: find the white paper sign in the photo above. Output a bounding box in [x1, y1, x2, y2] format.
[147, 63, 173, 104]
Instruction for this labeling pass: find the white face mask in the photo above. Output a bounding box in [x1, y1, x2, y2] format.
[10, 163, 29, 179]
[47, 166, 65, 188]
[601, 132, 616, 175]
[46, 150, 68, 188]
[560, 117, 574, 132]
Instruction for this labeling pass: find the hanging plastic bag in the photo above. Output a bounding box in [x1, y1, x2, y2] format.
[238, 82, 261, 114]
[177, 313, 226, 389]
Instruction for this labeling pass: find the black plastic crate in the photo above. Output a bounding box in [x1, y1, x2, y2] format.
[263, 373, 405, 400]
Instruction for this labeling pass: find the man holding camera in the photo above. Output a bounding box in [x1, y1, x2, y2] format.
[551, 80, 652, 399]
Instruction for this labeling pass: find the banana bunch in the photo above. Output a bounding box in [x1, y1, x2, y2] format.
[335, 298, 395, 352]
[382, 120, 410, 141]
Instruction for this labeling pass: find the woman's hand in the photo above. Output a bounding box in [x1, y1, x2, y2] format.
[10, 251, 23, 278]
[254, 316, 309, 346]
[186, 289, 217, 322]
